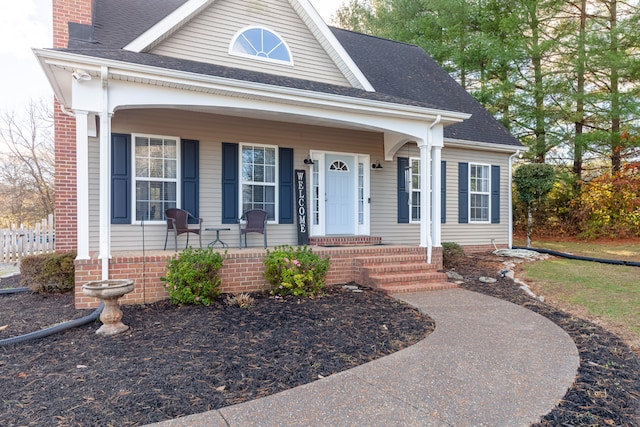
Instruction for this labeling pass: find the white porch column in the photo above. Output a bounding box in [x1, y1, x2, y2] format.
[417, 139, 432, 251]
[99, 67, 112, 280]
[431, 122, 444, 247]
[75, 110, 90, 260]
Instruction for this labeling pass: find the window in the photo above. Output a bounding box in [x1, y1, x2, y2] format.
[134, 135, 178, 221]
[312, 160, 319, 226]
[409, 158, 421, 222]
[329, 160, 349, 171]
[230, 26, 293, 65]
[470, 163, 490, 222]
[358, 163, 364, 225]
[241, 144, 277, 220]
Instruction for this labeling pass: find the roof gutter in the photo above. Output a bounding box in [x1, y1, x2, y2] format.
[33, 49, 470, 123]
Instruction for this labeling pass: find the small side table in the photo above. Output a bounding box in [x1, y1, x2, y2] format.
[205, 227, 231, 249]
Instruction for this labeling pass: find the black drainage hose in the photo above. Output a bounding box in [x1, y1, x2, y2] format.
[513, 246, 640, 268]
[0, 301, 104, 347]
[0, 287, 30, 294]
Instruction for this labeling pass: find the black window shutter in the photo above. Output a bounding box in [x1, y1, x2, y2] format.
[491, 165, 500, 224]
[441, 160, 446, 224]
[458, 162, 469, 224]
[111, 133, 131, 224]
[279, 147, 294, 224]
[397, 157, 409, 223]
[221, 143, 239, 224]
[181, 139, 199, 224]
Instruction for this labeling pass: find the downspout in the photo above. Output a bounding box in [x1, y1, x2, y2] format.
[508, 149, 521, 249]
[59, 104, 75, 118]
[424, 115, 441, 264]
[99, 66, 111, 280]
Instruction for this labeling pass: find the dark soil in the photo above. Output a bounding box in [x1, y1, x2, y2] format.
[0, 279, 433, 426]
[1, 252, 639, 427]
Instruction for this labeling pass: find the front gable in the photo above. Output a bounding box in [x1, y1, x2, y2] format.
[134, 0, 366, 89]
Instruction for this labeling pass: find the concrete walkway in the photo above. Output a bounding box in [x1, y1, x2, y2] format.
[147, 288, 580, 427]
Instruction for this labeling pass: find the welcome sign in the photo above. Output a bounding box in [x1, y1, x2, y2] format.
[295, 169, 309, 245]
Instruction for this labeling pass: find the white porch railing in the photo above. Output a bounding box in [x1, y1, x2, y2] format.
[0, 214, 55, 262]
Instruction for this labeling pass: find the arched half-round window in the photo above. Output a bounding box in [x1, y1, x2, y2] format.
[329, 161, 349, 172]
[230, 26, 293, 65]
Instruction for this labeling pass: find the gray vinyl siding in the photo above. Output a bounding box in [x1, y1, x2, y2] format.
[367, 144, 512, 247]
[88, 137, 101, 253]
[89, 111, 512, 251]
[151, 0, 351, 87]
[99, 108, 381, 251]
[369, 144, 421, 245]
[441, 147, 511, 247]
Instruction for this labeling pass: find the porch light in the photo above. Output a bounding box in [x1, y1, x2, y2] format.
[72, 70, 92, 81]
[303, 154, 315, 165]
[371, 160, 383, 169]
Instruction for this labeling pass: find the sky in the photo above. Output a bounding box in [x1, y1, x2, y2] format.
[0, 0, 346, 113]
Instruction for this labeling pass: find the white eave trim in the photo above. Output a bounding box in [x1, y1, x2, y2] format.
[124, 0, 213, 52]
[445, 137, 527, 153]
[34, 49, 470, 123]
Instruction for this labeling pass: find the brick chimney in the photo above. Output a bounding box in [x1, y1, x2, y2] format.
[52, 0, 94, 252]
[53, 0, 93, 48]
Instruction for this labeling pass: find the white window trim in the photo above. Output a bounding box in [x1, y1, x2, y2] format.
[356, 154, 370, 235]
[131, 133, 181, 225]
[239, 142, 279, 224]
[229, 25, 294, 66]
[409, 157, 421, 224]
[469, 162, 491, 224]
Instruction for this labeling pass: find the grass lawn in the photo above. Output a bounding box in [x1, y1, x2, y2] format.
[515, 238, 640, 354]
[513, 237, 640, 262]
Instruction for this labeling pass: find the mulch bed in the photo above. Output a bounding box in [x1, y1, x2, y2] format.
[0, 279, 433, 426]
[1, 252, 639, 426]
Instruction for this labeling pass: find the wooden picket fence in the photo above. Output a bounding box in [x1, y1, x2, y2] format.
[0, 215, 55, 263]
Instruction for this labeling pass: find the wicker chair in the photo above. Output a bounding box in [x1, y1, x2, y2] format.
[164, 208, 203, 251]
[238, 209, 268, 249]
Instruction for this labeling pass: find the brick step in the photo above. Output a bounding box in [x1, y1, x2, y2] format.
[360, 261, 440, 274]
[354, 254, 431, 266]
[368, 271, 449, 285]
[375, 281, 458, 294]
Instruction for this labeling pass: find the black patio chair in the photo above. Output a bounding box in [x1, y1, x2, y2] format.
[164, 208, 203, 251]
[238, 209, 268, 249]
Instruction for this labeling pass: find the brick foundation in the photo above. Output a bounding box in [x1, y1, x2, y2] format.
[74, 246, 443, 308]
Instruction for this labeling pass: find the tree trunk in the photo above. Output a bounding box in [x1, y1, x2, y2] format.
[573, 0, 587, 185]
[526, 205, 533, 248]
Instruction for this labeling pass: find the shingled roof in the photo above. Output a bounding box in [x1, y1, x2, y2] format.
[64, 0, 521, 148]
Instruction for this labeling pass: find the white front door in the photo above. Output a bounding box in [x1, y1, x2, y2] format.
[325, 154, 355, 234]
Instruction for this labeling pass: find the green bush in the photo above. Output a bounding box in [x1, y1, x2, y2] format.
[21, 252, 76, 294]
[161, 247, 225, 306]
[263, 245, 330, 297]
[442, 242, 465, 269]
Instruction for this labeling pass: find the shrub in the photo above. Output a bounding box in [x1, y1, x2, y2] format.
[21, 252, 76, 294]
[574, 162, 640, 239]
[225, 293, 255, 309]
[161, 247, 225, 306]
[263, 245, 330, 297]
[442, 242, 465, 269]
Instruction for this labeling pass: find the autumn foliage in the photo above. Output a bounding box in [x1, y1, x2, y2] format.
[573, 162, 640, 238]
